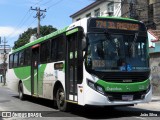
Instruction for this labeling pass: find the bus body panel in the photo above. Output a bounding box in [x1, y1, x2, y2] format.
[42, 62, 65, 100]
[6, 69, 19, 93]
[6, 62, 66, 100]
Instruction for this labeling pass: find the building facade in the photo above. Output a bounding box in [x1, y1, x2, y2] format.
[71, 0, 160, 29]
[152, 0, 160, 29]
[121, 0, 160, 30]
[148, 29, 160, 96]
[0, 48, 11, 75]
[70, 0, 121, 23]
[122, 0, 148, 20]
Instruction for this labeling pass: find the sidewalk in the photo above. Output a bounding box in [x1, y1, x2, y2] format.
[151, 96, 160, 101]
[0, 82, 8, 88]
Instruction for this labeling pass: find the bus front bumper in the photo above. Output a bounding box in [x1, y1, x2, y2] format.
[84, 85, 152, 106]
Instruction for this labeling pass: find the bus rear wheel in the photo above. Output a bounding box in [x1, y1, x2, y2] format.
[18, 83, 25, 100]
[56, 87, 69, 111]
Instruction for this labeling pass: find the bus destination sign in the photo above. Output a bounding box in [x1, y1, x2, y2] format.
[96, 20, 139, 31]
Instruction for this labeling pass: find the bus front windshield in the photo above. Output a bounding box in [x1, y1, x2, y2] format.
[85, 33, 149, 72]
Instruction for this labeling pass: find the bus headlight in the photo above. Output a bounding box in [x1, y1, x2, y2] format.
[87, 79, 105, 95]
[96, 85, 104, 95]
[88, 80, 95, 90]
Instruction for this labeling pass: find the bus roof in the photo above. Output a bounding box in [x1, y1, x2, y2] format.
[12, 26, 68, 54]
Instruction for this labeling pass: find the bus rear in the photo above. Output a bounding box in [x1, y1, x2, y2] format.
[82, 17, 152, 106]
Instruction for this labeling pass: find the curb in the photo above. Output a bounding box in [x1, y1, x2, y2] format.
[152, 96, 160, 101]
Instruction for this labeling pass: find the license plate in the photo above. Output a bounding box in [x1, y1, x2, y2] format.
[122, 95, 133, 101]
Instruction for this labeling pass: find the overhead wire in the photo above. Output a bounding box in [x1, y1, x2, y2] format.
[8, 2, 51, 42]
[41, 0, 52, 6]
[6, 9, 35, 40]
[33, 0, 44, 6]
[7, 1, 48, 40]
[34, 0, 65, 36]
[47, 0, 64, 10]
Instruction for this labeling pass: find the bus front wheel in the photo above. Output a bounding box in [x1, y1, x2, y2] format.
[18, 83, 25, 100]
[56, 87, 69, 111]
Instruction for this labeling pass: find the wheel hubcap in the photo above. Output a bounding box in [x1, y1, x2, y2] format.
[59, 91, 64, 106]
[19, 88, 22, 98]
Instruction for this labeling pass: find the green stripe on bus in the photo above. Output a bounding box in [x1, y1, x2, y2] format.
[14, 64, 47, 94]
[96, 79, 150, 92]
[66, 28, 79, 36]
[12, 27, 68, 53]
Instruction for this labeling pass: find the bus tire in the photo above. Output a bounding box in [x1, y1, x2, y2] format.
[56, 87, 69, 111]
[18, 83, 25, 100]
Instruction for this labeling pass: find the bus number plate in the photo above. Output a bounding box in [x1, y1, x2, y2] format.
[122, 95, 133, 101]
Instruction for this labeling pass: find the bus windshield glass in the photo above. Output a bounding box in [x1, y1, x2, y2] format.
[85, 33, 149, 72]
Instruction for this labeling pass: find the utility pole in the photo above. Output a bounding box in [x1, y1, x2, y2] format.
[0, 37, 10, 85]
[31, 7, 46, 38]
[129, 0, 137, 19]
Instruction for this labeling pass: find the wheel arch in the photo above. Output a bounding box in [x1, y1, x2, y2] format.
[53, 80, 63, 100]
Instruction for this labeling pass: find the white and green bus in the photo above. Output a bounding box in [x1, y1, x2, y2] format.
[6, 16, 152, 111]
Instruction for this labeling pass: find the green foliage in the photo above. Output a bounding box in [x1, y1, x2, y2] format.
[13, 25, 57, 49]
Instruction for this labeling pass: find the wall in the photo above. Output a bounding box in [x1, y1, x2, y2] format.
[121, 0, 148, 22]
[72, 0, 121, 23]
[154, 42, 160, 52]
[150, 53, 160, 96]
[153, 0, 160, 29]
[0, 49, 11, 64]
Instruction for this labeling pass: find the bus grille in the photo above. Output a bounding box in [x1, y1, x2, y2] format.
[100, 72, 149, 83]
[106, 90, 147, 101]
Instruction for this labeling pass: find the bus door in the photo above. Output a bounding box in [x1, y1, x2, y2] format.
[31, 44, 40, 96]
[66, 27, 83, 103]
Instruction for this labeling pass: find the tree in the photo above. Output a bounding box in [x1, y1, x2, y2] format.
[13, 25, 57, 49]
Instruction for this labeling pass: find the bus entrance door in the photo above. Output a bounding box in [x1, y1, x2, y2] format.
[66, 28, 83, 103]
[31, 45, 40, 96]
[66, 32, 78, 103]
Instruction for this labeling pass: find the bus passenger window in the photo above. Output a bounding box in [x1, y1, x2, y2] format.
[51, 36, 64, 62]
[24, 48, 31, 66]
[19, 51, 24, 66]
[9, 55, 14, 69]
[40, 41, 50, 63]
[13, 53, 18, 67]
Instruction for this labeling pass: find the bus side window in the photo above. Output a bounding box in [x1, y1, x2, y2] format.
[13, 53, 18, 68]
[19, 51, 24, 66]
[24, 48, 31, 66]
[40, 40, 51, 63]
[57, 36, 65, 61]
[51, 39, 57, 62]
[51, 35, 65, 62]
[9, 54, 14, 69]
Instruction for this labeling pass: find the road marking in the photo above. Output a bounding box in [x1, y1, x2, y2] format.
[135, 117, 147, 120]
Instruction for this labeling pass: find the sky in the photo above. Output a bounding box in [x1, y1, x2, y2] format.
[0, 0, 94, 47]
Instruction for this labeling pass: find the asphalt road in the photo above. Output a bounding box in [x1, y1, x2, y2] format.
[0, 86, 160, 120]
